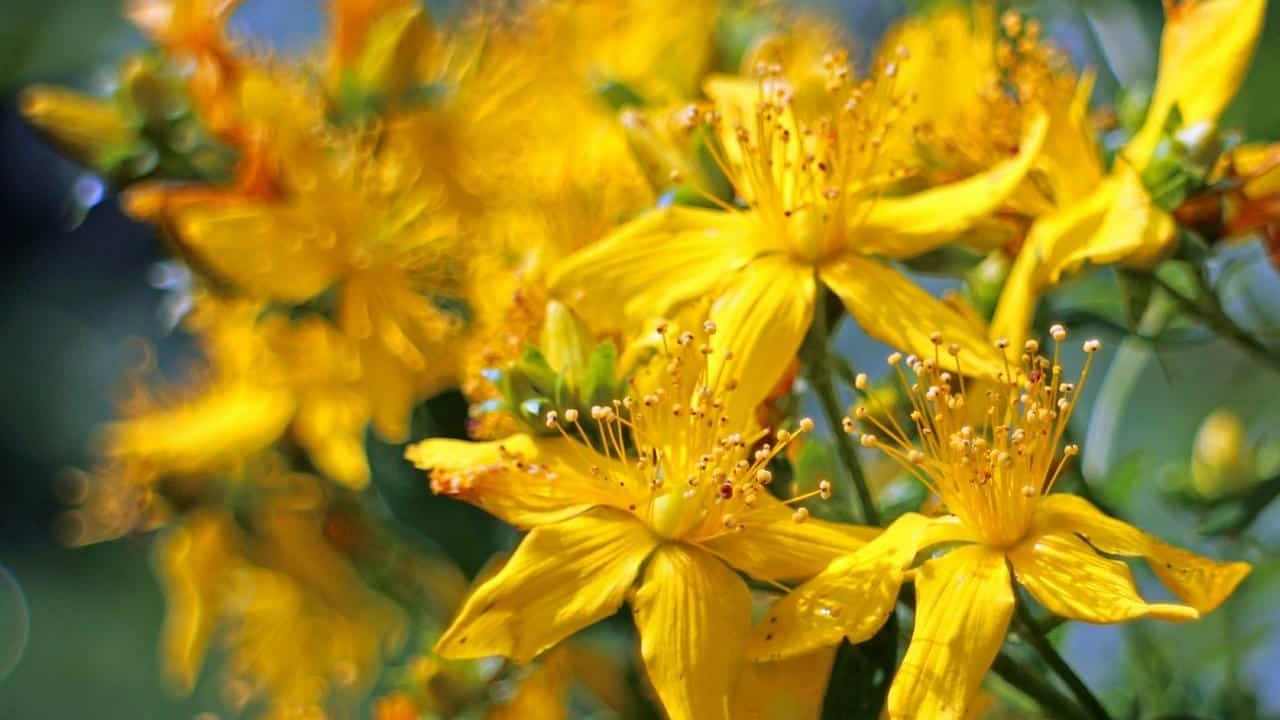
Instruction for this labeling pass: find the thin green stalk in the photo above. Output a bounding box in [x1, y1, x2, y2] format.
[803, 288, 879, 526]
[1015, 601, 1113, 720]
[1149, 272, 1280, 376]
[990, 652, 1092, 720]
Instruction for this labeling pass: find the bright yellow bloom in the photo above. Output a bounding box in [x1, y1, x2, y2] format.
[406, 323, 874, 720]
[552, 59, 1049, 419]
[992, 0, 1266, 349]
[750, 330, 1251, 719]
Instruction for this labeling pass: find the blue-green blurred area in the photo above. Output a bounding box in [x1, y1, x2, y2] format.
[2, 1, 1280, 718]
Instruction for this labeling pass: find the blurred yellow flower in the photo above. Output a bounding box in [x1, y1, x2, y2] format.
[157, 495, 404, 718]
[552, 59, 1048, 418]
[407, 322, 874, 720]
[751, 330, 1251, 719]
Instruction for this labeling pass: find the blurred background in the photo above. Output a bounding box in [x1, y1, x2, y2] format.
[2, 1, 1280, 717]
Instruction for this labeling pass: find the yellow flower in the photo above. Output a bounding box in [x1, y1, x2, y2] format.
[406, 322, 874, 720]
[992, 0, 1265, 349]
[157, 495, 404, 716]
[749, 329, 1251, 719]
[552, 61, 1049, 420]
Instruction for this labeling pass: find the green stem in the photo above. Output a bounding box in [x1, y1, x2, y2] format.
[1015, 601, 1112, 720]
[1149, 272, 1280, 376]
[990, 652, 1091, 720]
[804, 288, 879, 526]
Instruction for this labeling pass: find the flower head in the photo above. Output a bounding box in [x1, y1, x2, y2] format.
[750, 326, 1252, 720]
[407, 321, 874, 720]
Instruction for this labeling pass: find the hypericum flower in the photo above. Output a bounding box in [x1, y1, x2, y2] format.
[749, 328, 1251, 719]
[992, 0, 1266, 350]
[551, 56, 1049, 418]
[405, 322, 874, 720]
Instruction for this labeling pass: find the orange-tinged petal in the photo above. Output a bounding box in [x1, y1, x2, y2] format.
[549, 207, 761, 333]
[693, 492, 877, 583]
[748, 513, 975, 661]
[820, 255, 1004, 380]
[707, 256, 815, 424]
[405, 435, 643, 528]
[633, 544, 751, 720]
[733, 648, 837, 720]
[887, 545, 1014, 720]
[1009, 529, 1198, 623]
[1033, 494, 1251, 614]
[857, 108, 1049, 259]
[436, 509, 657, 663]
[1124, 0, 1266, 169]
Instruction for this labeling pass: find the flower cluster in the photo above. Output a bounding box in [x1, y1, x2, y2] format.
[24, 0, 1272, 718]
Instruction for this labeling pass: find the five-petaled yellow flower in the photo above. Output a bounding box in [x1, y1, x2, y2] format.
[552, 55, 1050, 418]
[406, 322, 873, 720]
[749, 328, 1251, 719]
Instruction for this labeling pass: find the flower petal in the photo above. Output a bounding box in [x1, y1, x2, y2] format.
[633, 544, 752, 720]
[405, 435, 644, 528]
[548, 207, 761, 332]
[1125, 0, 1266, 169]
[694, 492, 878, 582]
[1034, 494, 1251, 614]
[820, 256, 1004, 380]
[748, 513, 976, 661]
[989, 183, 1113, 349]
[857, 108, 1049, 259]
[887, 545, 1014, 720]
[174, 202, 344, 302]
[436, 508, 657, 663]
[733, 648, 837, 720]
[707, 256, 815, 423]
[1009, 529, 1198, 623]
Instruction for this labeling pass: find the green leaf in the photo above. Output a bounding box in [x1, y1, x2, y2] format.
[583, 341, 618, 406]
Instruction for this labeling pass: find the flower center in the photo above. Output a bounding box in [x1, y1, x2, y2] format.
[851, 325, 1100, 548]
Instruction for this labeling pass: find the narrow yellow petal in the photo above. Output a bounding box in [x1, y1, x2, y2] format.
[633, 544, 752, 720]
[174, 203, 343, 302]
[156, 512, 239, 693]
[748, 513, 974, 661]
[436, 509, 657, 663]
[733, 648, 837, 720]
[989, 183, 1114, 350]
[105, 385, 295, 475]
[294, 392, 372, 490]
[1052, 169, 1177, 274]
[1009, 529, 1198, 623]
[1125, 0, 1266, 169]
[707, 257, 815, 423]
[548, 207, 761, 332]
[857, 108, 1049, 259]
[405, 435, 643, 528]
[693, 492, 877, 583]
[1033, 494, 1251, 615]
[821, 256, 1004, 380]
[887, 546, 1014, 720]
